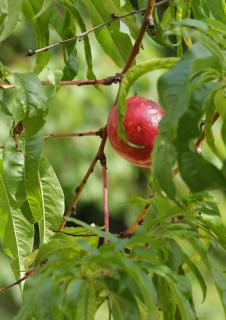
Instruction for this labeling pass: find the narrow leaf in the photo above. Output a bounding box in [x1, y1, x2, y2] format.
[0, 0, 22, 42]
[38, 156, 64, 244]
[0, 161, 34, 280]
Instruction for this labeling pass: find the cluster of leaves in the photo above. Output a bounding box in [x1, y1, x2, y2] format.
[0, 0, 226, 319]
[16, 196, 226, 319]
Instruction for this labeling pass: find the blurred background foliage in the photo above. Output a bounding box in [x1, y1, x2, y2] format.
[0, 3, 225, 319]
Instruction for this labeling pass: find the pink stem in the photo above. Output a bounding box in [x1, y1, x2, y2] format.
[102, 164, 109, 243]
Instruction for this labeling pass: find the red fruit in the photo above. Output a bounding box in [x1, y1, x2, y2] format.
[107, 96, 164, 168]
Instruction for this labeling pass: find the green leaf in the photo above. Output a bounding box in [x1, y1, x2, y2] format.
[153, 275, 177, 320]
[110, 291, 141, 320]
[191, 239, 226, 313]
[191, 0, 226, 21]
[120, 1, 140, 40]
[22, 0, 49, 74]
[0, 0, 22, 42]
[182, 252, 207, 302]
[62, 48, 79, 80]
[75, 284, 96, 320]
[0, 99, 12, 116]
[156, 43, 226, 194]
[178, 150, 226, 192]
[38, 156, 65, 244]
[199, 213, 226, 248]
[0, 161, 34, 280]
[24, 133, 43, 222]
[82, 0, 133, 68]
[3, 137, 26, 205]
[151, 138, 176, 199]
[203, 89, 224, 161]
[121, 258, 157, 319]
[151, 265, 196, 320]
[58, 0, 96, 80]
[63, 280, 84, 319]
[14, 73, 48, 136]
[35, 0, 53, 18]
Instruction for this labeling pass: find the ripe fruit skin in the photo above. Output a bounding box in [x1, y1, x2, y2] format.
[107, 96, 164, 168]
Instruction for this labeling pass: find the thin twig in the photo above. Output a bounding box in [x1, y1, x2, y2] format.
[25, 0, 168, 57]
[0, 74, 122, 90]
[57, 0, 161, 233]
[44, 129, 102, 141]
[0, 260, 47, 293]
[120, 203, 151, 238]
[57, 127, 108, 231]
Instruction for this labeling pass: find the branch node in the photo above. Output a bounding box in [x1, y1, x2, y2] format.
[110, 13, 119, 19]
[26, 49, 35, 57]
[147, 17, 157, 36]
[99, 153, 107, 167]
[75, 186, 80, 193]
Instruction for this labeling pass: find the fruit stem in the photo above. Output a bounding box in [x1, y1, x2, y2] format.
[100, 154, 110, 243]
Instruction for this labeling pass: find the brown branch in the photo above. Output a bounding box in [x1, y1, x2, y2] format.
[0, 1, 167, 92]
[0, 260, 47, 293]
[121, 0, 156, 76]
[57, 127, 108, 231]
[0, 74, 122, 90]
[26, 0, 168, 57]
[54, 0, 162, 233]
[44, 129, 103, 141]
[120, 203, 151, 238]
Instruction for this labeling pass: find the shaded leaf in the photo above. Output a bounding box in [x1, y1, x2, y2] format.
[0, 161, 34, 280]
[22, 0, 49, 74]
[62, 48, 79, 80]
[0, 0, 22, 42]
[82, 0, 132, 68]
[3, 137, 26, 205]
[24, 133, 43, 222]
[14, 73, 48, 136]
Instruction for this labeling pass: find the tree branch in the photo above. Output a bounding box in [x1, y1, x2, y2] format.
[57, 127, 108, 231]
[121, 0, 156, 76]
[0, 260, 47, 293]
[44, 129, 103, 141]
[120, 203, 151, 238]
[0, 74, 122, 90]
[56, 0, 159, 233]
[26, 0, 168, 57]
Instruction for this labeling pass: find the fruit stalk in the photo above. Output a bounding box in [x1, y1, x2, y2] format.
[100, 154, 110, 243]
